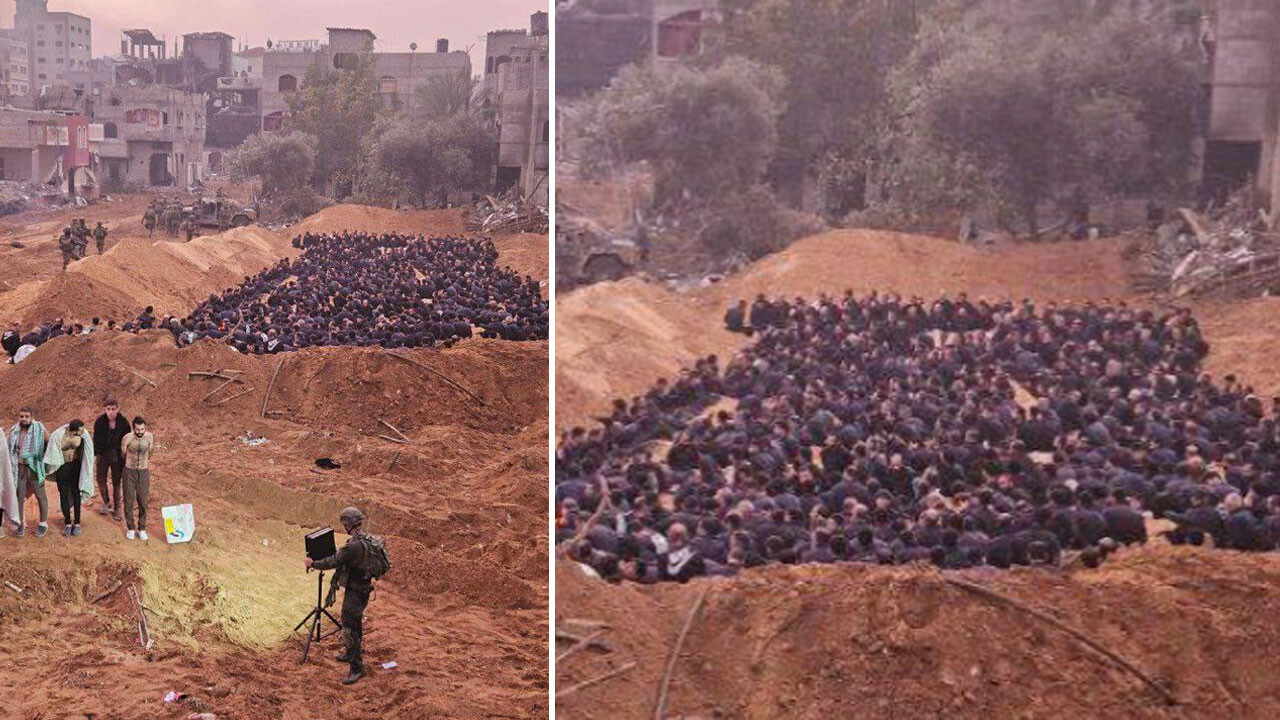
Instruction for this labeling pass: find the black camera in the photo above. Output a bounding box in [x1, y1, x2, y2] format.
[305, 526, 336, 562]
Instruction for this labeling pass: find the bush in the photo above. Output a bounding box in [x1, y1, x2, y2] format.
[574, 57, 784, 207]
[697, 186, 825, 261]
[229, 132, 319, 197]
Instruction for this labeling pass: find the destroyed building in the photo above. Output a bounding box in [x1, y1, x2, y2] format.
[1201, 0, 1280, 213]
[0, 107, 82, 183]
[556, 0, 719, 97]
[92, 86, 206, 188]
[495, 12, 549, 204]
[259, 27, 471, 133]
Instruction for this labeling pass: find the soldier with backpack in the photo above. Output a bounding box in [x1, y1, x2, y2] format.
[305, 506, 390, 686]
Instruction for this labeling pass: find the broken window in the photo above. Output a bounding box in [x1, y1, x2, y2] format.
[278, 74, 297, 92]
[378, 76, 398, 94]
[657, 11, 704, 58]
[103, 122, 117, 138]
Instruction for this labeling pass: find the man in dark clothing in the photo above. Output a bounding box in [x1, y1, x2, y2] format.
[306, 506, 375, 685]
[93, 400, 131, 519]
[1, 322, 19, 363]
[724, 301, 748, 335]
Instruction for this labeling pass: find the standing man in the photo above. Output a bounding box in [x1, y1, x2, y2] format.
[93, 222, 108, 255]
[143, 205, 157, 237]
[305, 507, 389, 685]
[59, 227, 76, 270]
[121, 416, 153, 541]
[93, 400, 130, 520]
[8, 408, 49, 537]
[52, 419, 88, 536]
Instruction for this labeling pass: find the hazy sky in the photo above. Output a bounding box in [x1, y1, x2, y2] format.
[0, 0, 543, 68]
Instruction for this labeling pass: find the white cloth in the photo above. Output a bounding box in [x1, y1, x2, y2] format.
[0, 429, 18, 520]
[13, 344, 34, 363]
[42, 425, 95, 500]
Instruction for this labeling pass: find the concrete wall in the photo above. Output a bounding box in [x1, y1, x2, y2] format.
[92, 87, 205, 186]
[1207, 0, 1280, 207]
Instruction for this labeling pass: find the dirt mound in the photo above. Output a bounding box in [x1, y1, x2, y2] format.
[708, 229, 1136, 306]
[556, 278, 740, 430]
[556, 544, 1280, 719]
[0, 225, 295, 326]
[292, 203, 468, 237]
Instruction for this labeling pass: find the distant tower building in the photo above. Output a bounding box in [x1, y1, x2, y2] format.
[12, 0, 91, 94]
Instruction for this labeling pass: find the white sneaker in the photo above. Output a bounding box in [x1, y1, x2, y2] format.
[126, 530, 136, 540]
[138, 531, 149, 541]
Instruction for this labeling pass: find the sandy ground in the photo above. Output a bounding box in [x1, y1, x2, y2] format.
[0, 198, 550, 719]
[554, 227, 1280, 719]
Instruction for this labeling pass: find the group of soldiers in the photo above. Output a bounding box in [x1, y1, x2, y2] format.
[142, 197, 197, 242]
[58, 219, 108, 270]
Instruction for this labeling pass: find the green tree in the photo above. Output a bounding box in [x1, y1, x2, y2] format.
[415, 70, 475, 120]
[363, 114, 496, 206]
[880, 4, 1201, 235]
[573, 57, 783, 206]
[228, 131, 318, 196]
[721, 0, 934, 212]
[286, 54, 383, 197]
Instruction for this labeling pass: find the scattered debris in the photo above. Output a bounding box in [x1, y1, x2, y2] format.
[465, 190, 547, 234]
[129, 584, 154, 650]
[262, 356, 285, 417]
[131, 370, 157, 388]
[238, 432, 269, 447]
[3, 581, 22, 594]
[163, 691, 187, 703]
[315, 458, 341, 470]
[556, 662, 637, 700]
[381, 661, 398, 670]
[1133, 188, 1280, 298]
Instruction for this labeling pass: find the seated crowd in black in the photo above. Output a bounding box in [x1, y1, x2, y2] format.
[556, 291, 1280, 583]
[177, 231, 547, 354]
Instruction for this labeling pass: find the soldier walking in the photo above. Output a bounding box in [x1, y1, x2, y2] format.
[93, 222, 108, 254]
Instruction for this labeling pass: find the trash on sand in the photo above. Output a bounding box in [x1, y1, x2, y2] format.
[163, 690, 188, 703]
[238, 432, 269, 447]
[315, 458, 342, 470]
[382, 661, 398, 670]
[4, 581, 22, 594]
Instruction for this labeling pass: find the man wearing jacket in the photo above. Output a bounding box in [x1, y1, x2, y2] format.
[93, 400, 130, 520]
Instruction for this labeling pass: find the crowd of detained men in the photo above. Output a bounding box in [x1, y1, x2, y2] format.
[3, 231, 548, 360]
[556, 291, 1280, 584]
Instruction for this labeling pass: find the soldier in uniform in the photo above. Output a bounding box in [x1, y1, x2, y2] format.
[182, 217, 197, 242]
[93, 222, 108, 254]
[58, 227, 76, 270]
[72, 220, 89, 259]
[143, 206, 157, 237]
[165, 204, 182, 237]
[305, 506, 378, 685]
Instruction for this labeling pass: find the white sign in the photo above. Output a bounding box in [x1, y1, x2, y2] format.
[162, 504, 195, 544]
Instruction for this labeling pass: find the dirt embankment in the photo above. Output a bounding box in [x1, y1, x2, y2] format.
[556, 226, 1280, 719]
[556, 547, 1280, 720]
[0, 203, 550, 719]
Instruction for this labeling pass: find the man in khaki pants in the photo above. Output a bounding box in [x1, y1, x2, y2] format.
[121, 416, 153, 541]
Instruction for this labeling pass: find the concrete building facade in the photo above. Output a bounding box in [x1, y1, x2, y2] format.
[495, 14, 549, 204]
[91, 86, 206, 188]
[1200, 0, 1280, 210]
[259, 27, 471, 132]
[0, 34, 29, 97]
[12, 0, 90, 93]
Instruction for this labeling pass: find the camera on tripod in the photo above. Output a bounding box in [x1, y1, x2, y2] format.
[296, 526, 341, 663]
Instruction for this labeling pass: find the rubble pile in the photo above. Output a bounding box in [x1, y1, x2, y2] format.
[466, 191, 548, 234]
[1134, 190, 1280, 298]
[0, 180, 38, 217]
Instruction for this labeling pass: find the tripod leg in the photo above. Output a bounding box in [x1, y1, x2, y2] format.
[302, 611, 321, 664]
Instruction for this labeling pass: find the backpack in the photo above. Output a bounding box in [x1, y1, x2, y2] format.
[357, 534, 391, 579]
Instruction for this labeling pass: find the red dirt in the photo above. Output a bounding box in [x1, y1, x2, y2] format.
[0, 203, 549, 719]
[555, 227, 1280, 719]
